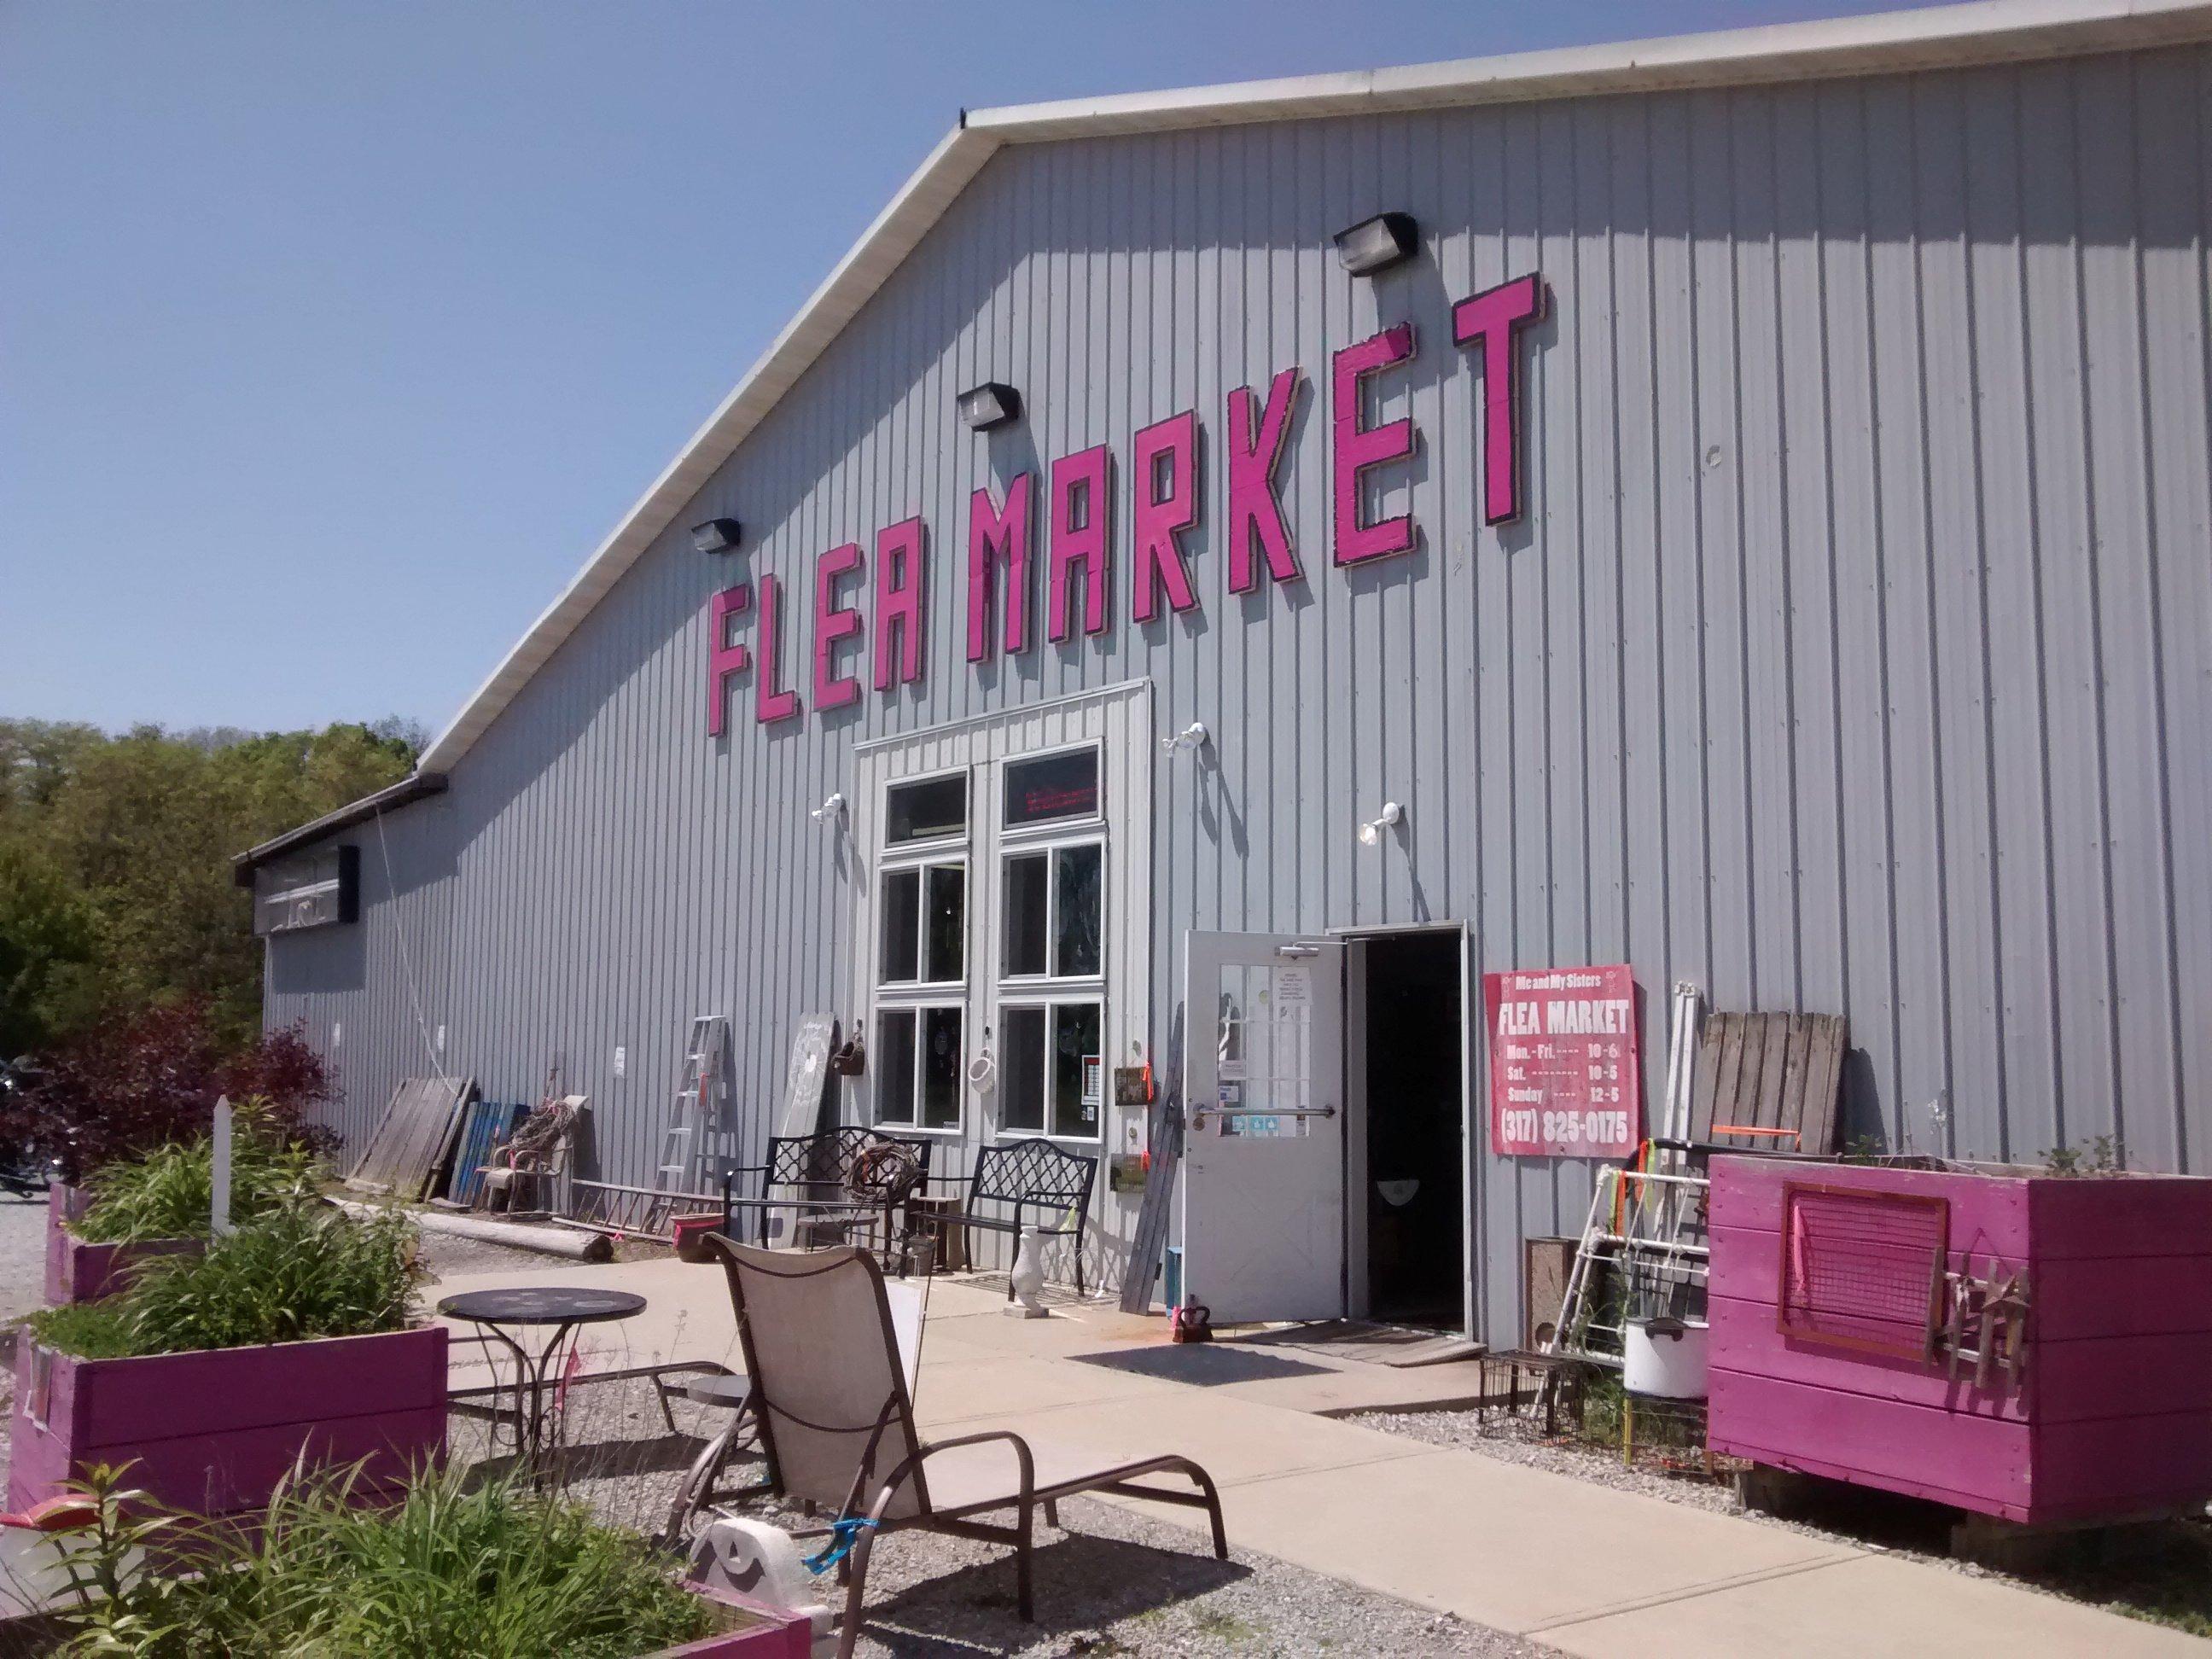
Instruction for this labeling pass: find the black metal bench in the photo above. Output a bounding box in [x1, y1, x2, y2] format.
[721, 1126, 933, 1265]
[938, 1138, 1097, 1299]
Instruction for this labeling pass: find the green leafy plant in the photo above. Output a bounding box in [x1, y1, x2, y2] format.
[73, 1100, 324, 1243]
[2041, 1134, 2126, 1178]
[27, 1201, 422, 1359]
[44, 1462, 717, 1657]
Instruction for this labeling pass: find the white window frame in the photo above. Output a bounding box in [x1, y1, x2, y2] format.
[999, 740, 1104, 836]
[992, 742, 1108, 1144]
[870, 1001, 968, 1136]
[872, 763, 974, 1137]
[994, 995, 1108, 1142]
[876, 857, 969, 990]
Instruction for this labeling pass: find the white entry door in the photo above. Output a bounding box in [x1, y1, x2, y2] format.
[1179, 931, 1347, 1324]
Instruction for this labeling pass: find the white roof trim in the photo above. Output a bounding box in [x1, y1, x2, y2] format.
[419, 0, 2212, 774]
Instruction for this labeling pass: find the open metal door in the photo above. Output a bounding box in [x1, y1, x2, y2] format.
[1179, 931, 1346, 1324]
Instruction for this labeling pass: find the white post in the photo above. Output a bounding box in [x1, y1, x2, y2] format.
[211, 1095, 235, 1237]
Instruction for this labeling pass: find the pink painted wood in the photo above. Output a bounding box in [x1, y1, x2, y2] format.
[871, 517, 927, 692]
[964, 474, 1033, 663]
[810, 542, 865, 713]
[1708, 1156, 2212, 1524]
[9, 1326, 448, 1517]
[1046, 446, 1112, 641]
[1131, 409, 1200, 622]
[47, 1227, 201, 1305]
[705, 584, 752, 738]
[752, 573, 801, 725]
[1330, 323, 1416, 565]
[1449, 272, 1545, 525]
[647, 1584, 815, 1658]
[1225, 368, 1301, 593]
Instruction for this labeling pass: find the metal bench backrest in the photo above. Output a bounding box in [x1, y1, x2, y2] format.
[969, 1138, 1095, 1211]
[764, 1126, 933, 1193]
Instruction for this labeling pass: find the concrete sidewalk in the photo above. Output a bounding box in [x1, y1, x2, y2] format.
[429, 1254, 2202, 1656]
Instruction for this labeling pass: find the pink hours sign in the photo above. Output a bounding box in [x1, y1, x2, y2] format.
[1485, 964, 1640, 1160]
[707, 272, 1548, 733]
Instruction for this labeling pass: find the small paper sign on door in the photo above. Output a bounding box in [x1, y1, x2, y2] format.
[1485, 964, 1640, 1158]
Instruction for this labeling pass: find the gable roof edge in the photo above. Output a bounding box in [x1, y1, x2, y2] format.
[419, 0, 2212, 777]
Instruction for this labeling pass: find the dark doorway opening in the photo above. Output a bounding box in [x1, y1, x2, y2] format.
[1362, 930, 1465, 1330]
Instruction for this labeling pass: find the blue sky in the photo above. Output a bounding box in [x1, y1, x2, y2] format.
[2, 0, 1936, 737]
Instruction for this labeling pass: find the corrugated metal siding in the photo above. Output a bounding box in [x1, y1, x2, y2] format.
[267, 44, 2212, 1344]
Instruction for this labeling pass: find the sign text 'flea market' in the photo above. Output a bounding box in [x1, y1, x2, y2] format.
[707, 273, 1545, 734]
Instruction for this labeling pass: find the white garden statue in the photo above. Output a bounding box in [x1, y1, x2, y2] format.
[1005, 1225, 1049, 1318]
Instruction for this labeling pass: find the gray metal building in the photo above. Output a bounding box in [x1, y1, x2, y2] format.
[243, 0, 2212, 1346]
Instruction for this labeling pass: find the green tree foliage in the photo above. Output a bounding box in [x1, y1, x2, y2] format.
[0, 718, 422, 1051]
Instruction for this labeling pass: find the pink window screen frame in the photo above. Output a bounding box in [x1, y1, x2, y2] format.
[1776, 1180, 1949, 1363]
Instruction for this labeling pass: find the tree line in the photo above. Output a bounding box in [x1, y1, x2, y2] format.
[0, 718, 422, 1058]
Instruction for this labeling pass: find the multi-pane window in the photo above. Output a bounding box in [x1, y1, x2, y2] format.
[998, 1001, 1103, 1139]
[994, 744, 1104, 1141]
[875, 770, 969, 1132]
[1001, 844, 1101, 979]
[879, 861, 964, 985]
[874, 1004, 963, 1131]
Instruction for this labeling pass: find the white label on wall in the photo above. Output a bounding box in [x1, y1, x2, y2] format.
[614, 1045, 627, 1079]
[331, 1022, 342, 1049]
[434, 1024, 446, 1054]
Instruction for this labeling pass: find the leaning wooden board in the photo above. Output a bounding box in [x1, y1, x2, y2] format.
[346, 1076, 475, 1201]
[1688, 1013, 1846, 1155]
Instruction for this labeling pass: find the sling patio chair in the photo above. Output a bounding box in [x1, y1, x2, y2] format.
[707, 1236, 1228, 1653]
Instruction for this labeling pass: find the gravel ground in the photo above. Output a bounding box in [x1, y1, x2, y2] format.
[1348, 1402, 1738, 1513]
[0, 1190, 49, 1327]
[473, 1374, 1547, 1656]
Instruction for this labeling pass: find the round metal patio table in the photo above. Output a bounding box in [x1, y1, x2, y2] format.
[439, 1286, 646, 1477]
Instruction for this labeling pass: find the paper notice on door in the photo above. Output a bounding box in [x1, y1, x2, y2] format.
[1273, 965, 1312, 1006]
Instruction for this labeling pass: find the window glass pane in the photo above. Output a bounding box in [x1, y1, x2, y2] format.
[1002, 853, 1049, 976]
[887, 774, 968, 843]
[878, 870, 920, 982]
[876, 1009, 917, 1125]
[1000, 1007, 1045, 1132]
[924, 865, 965, 982]
[1052, 844, 1103, 977]
[1004, 748, 1099, 828]
[1050, 1003, 1103, 1138]
[920, 1007, 963, 1129]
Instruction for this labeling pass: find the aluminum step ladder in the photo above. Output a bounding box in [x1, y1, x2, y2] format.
[655, 1015, 730, 1195]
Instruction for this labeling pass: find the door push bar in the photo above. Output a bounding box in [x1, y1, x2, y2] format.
[1192, 1103, 1338, 1127]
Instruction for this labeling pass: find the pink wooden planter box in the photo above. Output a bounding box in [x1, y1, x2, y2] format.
[646, 1583, 814, 1657]
[1708, 1155, 2212, 1525]
[9, 1324, 448, 1520]
[44, 1179, 202, 1304]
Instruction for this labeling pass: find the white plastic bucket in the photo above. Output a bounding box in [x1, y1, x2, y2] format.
[1623, 1317, 1710, 1400]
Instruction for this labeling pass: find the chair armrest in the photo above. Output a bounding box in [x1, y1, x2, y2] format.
[870, 1429, 1038, 1521]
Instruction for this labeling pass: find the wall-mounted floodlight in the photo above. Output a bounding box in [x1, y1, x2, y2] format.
[690, 518, 743, 556]
[1159, 720, 1209, 757]
[1333, 212, 1419, 276]
[811, 792, 847, 828]
[958, 382, 1022, 431]
[1357, 800, 1403, 847]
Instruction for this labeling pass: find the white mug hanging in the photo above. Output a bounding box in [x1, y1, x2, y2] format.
[967, 1050, 998, 1095]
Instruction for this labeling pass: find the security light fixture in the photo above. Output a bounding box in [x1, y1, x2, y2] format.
[1159, 720, 1210, 756]
[690, 518, 743, 556]
[958, 381, 1022, 431]
[811, 792, 847, 827]
[1333, 212, 1419, 276]
[1357, 800, 1403, 847]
